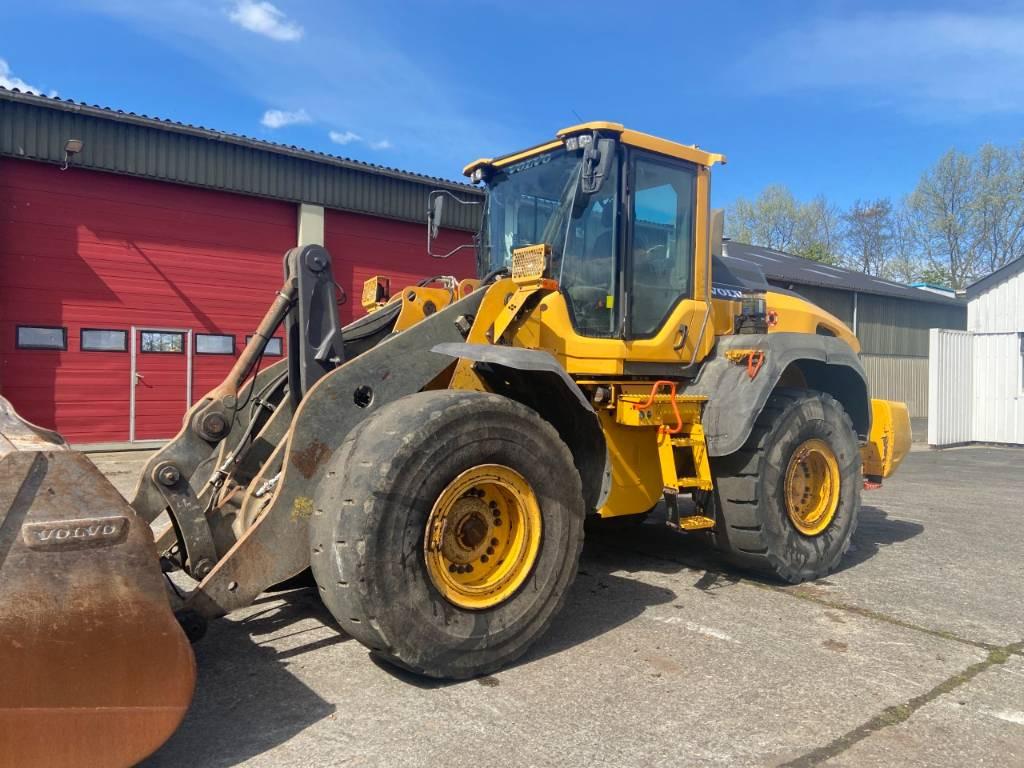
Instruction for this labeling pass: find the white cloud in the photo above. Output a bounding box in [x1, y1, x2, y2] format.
[261, 108, 311, 128]
[87, 1, 503, 178]
[228, 1, 302, 42]
[741, 11, 1024, 117]
[328, 130, 361, 145]
[0, 58, 55, 96]
[328, 131, 393, 151]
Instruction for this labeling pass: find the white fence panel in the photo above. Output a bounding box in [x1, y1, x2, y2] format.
[928, 329, 973, 446]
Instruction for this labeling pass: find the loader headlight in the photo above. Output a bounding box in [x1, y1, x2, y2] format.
[511, 244, 549, 283]
[734, 291, 769, 335]
[562, 133, 593, 152]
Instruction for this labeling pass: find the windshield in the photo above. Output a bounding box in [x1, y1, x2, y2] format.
[478, 147, 621, 336]
[478, 149, 580, 276]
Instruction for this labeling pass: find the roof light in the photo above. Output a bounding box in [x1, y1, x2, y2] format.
[563, 133, 594, 152]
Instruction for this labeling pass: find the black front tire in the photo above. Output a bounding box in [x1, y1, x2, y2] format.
[708, 388, 861, 583]
[309, 389, 585, 679]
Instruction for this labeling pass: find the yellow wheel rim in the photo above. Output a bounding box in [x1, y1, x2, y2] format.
[784, 438, 841, 536]
[424, 464, 542, 610]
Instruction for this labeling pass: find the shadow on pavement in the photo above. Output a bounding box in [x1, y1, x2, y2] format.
[524, 539, 678, 664]
[577, 499, 924, 587]
[839, 504, 924, 570]
[374, 499, 927, 690]
[372, 535, 679, 688]
[146, 500, 924, 763]
[142, 589, 344, 768]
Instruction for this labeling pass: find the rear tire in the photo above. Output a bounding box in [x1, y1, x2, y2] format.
[309, 389, 585, 679]
[707, 388, 861, 583]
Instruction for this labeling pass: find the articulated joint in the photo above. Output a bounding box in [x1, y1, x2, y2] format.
[191, 397, 235, 443]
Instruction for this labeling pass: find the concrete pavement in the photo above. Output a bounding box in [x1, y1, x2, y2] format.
[87, 446, 1023, 767]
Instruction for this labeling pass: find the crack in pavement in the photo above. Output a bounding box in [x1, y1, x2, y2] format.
[591, 539, 1024, 765]
[771, 585, 1004, 653]
[779, 640, 1024, 767]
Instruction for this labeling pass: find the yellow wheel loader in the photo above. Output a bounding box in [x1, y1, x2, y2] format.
[0, 122, 911, 766]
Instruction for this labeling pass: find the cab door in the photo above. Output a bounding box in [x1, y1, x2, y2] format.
[621, 149, 711, 368]
[538, 147, 714, 375]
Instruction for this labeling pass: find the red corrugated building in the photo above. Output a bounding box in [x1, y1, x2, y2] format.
[0, 88, 481, 445]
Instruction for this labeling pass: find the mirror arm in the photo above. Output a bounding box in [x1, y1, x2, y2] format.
[427, 189, 481, 258]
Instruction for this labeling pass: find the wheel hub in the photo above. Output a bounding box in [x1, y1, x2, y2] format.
[784, 438, 840, 536]
[439, 496, 491, 564]
[424, 464, 542, 610]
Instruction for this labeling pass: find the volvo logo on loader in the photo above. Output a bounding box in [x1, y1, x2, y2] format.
[22, 516, 129, 550]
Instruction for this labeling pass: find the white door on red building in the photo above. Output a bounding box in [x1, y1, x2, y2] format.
[131, 327, 192, 442]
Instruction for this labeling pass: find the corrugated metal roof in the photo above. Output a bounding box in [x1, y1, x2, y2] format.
[0, 86, 484, 231]
[723, 241, 964, 306]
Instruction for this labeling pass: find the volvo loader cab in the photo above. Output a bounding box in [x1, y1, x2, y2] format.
[464, 122, 723, 366]
[1, 121, 910, 767]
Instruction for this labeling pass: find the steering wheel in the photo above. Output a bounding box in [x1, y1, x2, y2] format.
[566, 285, 611, 328]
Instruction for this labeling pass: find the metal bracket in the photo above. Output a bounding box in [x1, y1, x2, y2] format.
[152, 462, 218, 580]
[284, 245, 345, 406]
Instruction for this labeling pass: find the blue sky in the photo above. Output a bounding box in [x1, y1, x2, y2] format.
[4, 1, 1024, 209]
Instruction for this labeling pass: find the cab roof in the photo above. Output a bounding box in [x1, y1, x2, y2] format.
[463, 121, 726, 178]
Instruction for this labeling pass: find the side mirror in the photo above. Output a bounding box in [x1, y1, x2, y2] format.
[428, 194, 444, 242]
[426, 189, 481, 258]
[581, 137, 616, 195]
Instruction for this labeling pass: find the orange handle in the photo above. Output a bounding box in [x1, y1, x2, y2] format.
[747, 350, 765, 380]
[632, 380, 684, 436]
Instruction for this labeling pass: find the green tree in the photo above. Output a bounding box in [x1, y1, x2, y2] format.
[728, 186, 840, 264]
[905, 149, 979, 289]
[887, 202, 926, 284]
[972, 142, 1024, 276]
[731, 141, 1024, 289]
[728, 185, 801, 251]
[841, 198, 894, 276]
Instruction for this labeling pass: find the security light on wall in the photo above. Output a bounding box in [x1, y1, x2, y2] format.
[61, 138, 83, 171]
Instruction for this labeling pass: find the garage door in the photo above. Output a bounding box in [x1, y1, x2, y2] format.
[326, 209, 476, 325]
[0, 158, 295, 444]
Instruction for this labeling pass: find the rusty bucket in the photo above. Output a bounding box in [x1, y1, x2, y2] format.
[0, 397, 195, 767]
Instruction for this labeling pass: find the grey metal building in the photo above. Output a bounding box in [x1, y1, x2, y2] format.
[0, 87, 480, 231]
[723, 242, 967, 417]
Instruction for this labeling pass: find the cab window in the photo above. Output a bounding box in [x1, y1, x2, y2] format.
[629, 153, 696, 337]
[559, 184, 620, 338]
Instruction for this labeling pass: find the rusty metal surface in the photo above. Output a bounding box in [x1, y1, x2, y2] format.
[129, 359, 290, 523]
[0, 396, 68, 459]
[0, 442, 195, 767]
[153, 466, 219, 579]
[185, 288, 486, 619]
